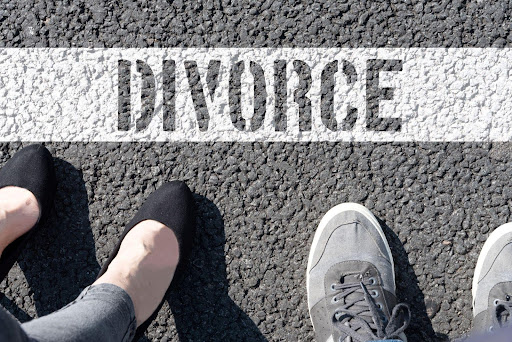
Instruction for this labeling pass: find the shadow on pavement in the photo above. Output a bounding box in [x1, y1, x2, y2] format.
[378, 217, 449, 342]
[17, 158, 100, 317]
[167, 194, 267, 341]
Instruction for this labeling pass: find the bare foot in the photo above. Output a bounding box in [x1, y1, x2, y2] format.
[0, 186, 40, 256]
[94, 220, 179, 327]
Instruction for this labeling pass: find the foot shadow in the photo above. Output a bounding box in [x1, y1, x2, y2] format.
[377, 217, 449, 342]
[15, 158, 99, 318]
[166, 194, 267, 341]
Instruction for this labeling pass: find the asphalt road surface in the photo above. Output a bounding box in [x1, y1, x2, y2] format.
[1, 1, 512, 341]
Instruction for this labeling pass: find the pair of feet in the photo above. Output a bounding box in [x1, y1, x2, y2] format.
[0, 145, 193, 330]
[307, 203, 512, 341]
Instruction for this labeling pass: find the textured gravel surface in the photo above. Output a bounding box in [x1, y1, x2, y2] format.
[1, 1, 512, 341]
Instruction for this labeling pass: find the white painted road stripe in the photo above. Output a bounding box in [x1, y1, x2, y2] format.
[0, 48, 511, 141]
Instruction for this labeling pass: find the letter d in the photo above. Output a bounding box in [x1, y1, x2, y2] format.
[117, 59, 156, 132]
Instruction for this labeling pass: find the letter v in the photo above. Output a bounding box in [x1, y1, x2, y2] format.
[184, 60, 221, 132]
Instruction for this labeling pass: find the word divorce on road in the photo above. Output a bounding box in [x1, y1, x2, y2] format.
[117, 55, 402, 134]
[0, 48, 511, 142]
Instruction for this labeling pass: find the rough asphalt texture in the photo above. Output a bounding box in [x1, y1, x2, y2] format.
[0, 1, 511, 342]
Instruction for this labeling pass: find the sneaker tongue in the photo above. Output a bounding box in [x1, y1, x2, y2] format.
[337, 285, 378, 336]
[497, 305, 511, 326]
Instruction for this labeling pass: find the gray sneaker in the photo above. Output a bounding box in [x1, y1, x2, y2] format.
[472, 223, 512, 333]
[307, 203, 410, 342]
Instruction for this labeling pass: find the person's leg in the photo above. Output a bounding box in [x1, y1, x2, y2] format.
[471, 223, 512, 335]
[0, 216, 179, 342]
[0, 186, 40, 258]
[0, 217, 179, 342]
[94, 181, 194, 339]
[93, 220, 179, 327]
[0, 181, 185, 341]
[0, 304, 29, 342]
[0, 186, 39, 341]
[449, 223, 512, 342]
[20, 283, 136, 342]
[0, 184, 138, 342]
[0, 144, 56, 282]
[0, 145, 56, 340]
[1, 216, 178, 342]
[461, 327, 512, 342]
[306, 203, 410, 342]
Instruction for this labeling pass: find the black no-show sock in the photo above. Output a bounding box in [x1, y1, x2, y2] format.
[0, 144, 56, 282]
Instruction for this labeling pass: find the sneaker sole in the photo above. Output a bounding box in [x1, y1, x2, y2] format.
[472, 222, 512, 316]
[306, 202, 396, 302]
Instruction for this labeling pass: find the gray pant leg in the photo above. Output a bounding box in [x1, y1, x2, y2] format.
[461, 327, 512, 342]
[0, 304, 29, 342]
[1, 283, 136, 342]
